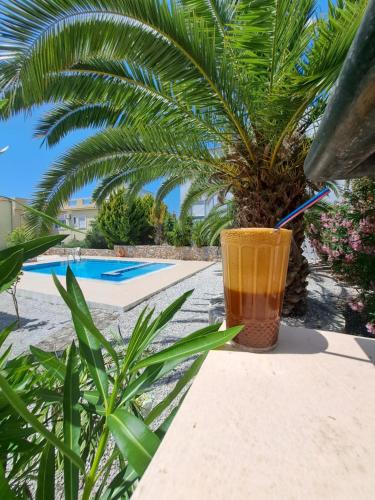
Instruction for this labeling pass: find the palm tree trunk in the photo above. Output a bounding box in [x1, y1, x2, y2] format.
[232, 168, 308, 316]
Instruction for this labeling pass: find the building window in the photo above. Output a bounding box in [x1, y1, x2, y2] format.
[55, 216, 67, 229]
[78, 216, 87, 229]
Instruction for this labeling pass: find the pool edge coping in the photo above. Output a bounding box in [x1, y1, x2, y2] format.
[18, 259, 216, 311]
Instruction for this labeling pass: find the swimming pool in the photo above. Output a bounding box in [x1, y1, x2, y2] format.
[23, 259, 173, 282]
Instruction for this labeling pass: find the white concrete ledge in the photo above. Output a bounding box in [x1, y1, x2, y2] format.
[133, 326, 375, 500]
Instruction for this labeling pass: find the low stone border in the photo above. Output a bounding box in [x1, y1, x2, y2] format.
[44, 245, 221, 261]
[44, 247, 115, 257]
[114, 245, 221, 261]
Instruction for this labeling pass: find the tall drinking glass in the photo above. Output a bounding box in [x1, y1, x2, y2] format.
[221, 228, 292, 351]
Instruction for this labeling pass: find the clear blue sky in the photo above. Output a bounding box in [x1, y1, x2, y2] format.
[0, 1, 329, 214]
[0, 105, 181, 214]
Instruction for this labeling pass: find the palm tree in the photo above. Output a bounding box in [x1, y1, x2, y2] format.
[0, 0, 367, 314]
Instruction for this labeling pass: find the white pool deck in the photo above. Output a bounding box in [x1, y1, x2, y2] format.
[19, 255, 213, 310]
[133, 325, 375, 500]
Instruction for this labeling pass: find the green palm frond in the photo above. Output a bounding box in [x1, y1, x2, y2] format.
[179, 175, 229, 221]
[0, 0, 367, 232]
[35, 102, 124, 146]
[27, 125, 218, 232]
[155, 175, 190, 206]
[199, 200, 234, 245]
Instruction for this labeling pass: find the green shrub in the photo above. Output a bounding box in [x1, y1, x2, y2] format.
[61, 238, 87, 248]
[0, 243, 241, 497]
[84, 219, 109, 249]
[191, 220, 210, 247]
[149, 201, 168, 245]
[164, 215, 193, 246]
[6, 226, 31, 246]
[163, 213, 177, 243]
[98, 189, 155, 245]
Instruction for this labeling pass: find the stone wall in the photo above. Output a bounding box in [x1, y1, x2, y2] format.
[44, 247, 116, 257]
[44, 245, 221, 261]
[114, 245, 221, 261]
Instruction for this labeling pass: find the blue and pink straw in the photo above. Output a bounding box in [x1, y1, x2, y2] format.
[275, 187, 331, 229]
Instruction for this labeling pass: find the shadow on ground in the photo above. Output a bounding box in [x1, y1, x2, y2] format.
[0, 312, 48, 331]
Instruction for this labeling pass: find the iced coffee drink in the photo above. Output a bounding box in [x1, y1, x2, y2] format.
[221, 228, 292, 351]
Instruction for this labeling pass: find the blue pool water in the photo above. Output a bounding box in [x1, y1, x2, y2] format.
[23, 259, 173, 282]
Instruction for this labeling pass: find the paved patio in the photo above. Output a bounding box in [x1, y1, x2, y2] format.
[133, 326, 375, 500]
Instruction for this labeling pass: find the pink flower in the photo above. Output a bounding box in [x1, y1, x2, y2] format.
[357, 301, 365, 312]
[309, 223, 317, 233]
[321, 245, 330, 254]
[359, 218, 375, 235]
[348, 230, 361, 241]
[348, 300, 358, 311]
[348, 231, 362, 251]
[350, 240, 362, 251]
[332, 237, 339, 243]
[348, 298, 364, 312]
[331, 250, 341, 258]
[365, 323, 375, 335]
[345, 254, 355, 262]
[342, 219, 353, 228]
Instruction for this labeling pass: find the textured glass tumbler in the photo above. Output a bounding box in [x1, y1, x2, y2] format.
[221, 228, 292, 351]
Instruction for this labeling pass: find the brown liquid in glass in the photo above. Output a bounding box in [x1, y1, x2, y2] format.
[224, 288, 284, 322]
[224, 288, 284, 348]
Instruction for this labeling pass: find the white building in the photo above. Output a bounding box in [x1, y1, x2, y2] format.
[180, 182, 219, 220]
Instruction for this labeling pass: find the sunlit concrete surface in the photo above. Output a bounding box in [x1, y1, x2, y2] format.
[19, 255, 213, 310]
[133, 326, 375, 500]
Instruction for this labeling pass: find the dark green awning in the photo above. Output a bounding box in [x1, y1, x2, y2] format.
[304, 0, 375, 180]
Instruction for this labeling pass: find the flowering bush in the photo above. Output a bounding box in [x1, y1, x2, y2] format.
[305, 179, 375, 335]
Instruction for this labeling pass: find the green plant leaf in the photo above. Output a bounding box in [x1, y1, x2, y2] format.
[53, 271, 109, 405]
[0, 344, 13, 368]
[132, 324, 242, 371]
[30, 345, 66, 382]
[120, 356, 188, 408]
[36, 442, 55, 500]
[99, 466, 138, 500]
[108, 409, 160, 476]
[62, 268, 118, 365]
[0, 249, 23, 293]
[145, 353, 207, 425]
[154, 406, 179, 440]
[0, 234, 67, 262]
[63, 342, 81, 500]
[133, 290, 194, 362]
[0, 465, 16, 499]
[34, 388, 63, 404]
[123, 306, 154, 369]
[123, 291, 193, 374]
[0, 372, 84, 472]
[0, 321, 17, 349]
[120, 363, 165, 405]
